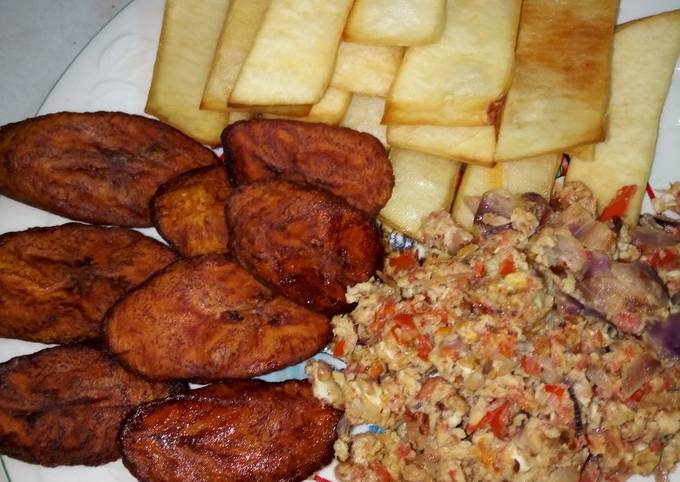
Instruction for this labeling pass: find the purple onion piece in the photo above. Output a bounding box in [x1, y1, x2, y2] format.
[631, 225, 677, 248]
[519, 192, 552, 230]
[582, 252, 612, 280]
[556, 292, 584, 316]
[631, 261, 670, 302]
[648, 313, 680, 359]
[652, 214, 680, 229]
[473, 190, 514, 236]
[672, 293, 680, 306]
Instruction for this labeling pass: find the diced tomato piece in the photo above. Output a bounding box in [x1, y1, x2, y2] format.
[626, 383, 651, 403]
[467, 400, 510, 439]
[599, 185, 636, 222]
[389, 252, 419, 271]
[313, 476, 333, 482]
[647, 248, 678, 271]
[612, 311, 642, 334]
[417, 335, 433, 360]
[545, 384, 565, 400]
[499, 337, 516, 358]
[394, 443, 411, 458]
[416, 377, 441, 399]
[394, 313, 416, 330]
[473, 261, 486, 278]
[333, 339, 346, 357]
[413, 306, 448, 324]
[499, 256, 515, 276]
[521, 355, 541, 376]
[369, 302, 395, 334]
[370, 462, 393, 482]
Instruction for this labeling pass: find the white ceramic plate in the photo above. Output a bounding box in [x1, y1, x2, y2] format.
[0, 0, 679, 480]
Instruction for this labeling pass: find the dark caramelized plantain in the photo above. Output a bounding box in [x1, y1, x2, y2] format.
[105, 255, 331, 381]
[121, 379, 342, 482]
[0, 112, 218, 226]
[150, 164, 231, 256]
[226, 180, 383, 315]
[222, 119, 394, 216]
[0, 223, 177, 343]
[0, 344, 184, 466]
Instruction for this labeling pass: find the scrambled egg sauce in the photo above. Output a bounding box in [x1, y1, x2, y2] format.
[308, 183, 680, 482]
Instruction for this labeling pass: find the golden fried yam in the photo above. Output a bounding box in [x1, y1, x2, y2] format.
[229, 0, 353, 106]
[0, 112, 218, 226]
[0, 344, 183, 466]
[386, 124, 496, 165]
[494, 0, 619, 161]
[121, 379, 341, 482]
[264, 87, 352, 125]
[330, 42, 403, 97]
[380, 148, 462, 240]
[344, 0, 446, 46]
[384, 0, 521, 126]
[340, 95, 388, 147]
[226, 180, 383, 315]
[105, 255, 331, 381]
[151, 165, 231, 257]
[452, 153, 561, 230]
[201, 0, 269, 112]
[567, 10, 680, 224]
[146, 0, 231, 145]
[0, 223, 177, 344]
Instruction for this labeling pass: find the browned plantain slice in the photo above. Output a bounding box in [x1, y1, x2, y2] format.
[150, 165, 232, 257]
[121, 379, 341, 482]
[222, 119, 394, 216]
[226, 180, 383, 315]
[0, 223, 177, 344]
[0, 112, 218, 226]
[0, 344, 184, 467]
[105, 254, 331, 381]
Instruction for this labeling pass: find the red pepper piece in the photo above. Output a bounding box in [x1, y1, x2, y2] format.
[521, 355, 541, 376]
[599, 185, 636, 221]
[499, 256, 515, 276]
[467, 400, 510, 439]
[545, 384, 565, 400]
[417, 335, 433, 360]
[394, 313, 416, 330]
[332, 339, 346, 357]
[389, 252, 418, 271]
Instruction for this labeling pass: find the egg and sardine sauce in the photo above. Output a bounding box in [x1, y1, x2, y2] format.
[308, 182, 680, 482]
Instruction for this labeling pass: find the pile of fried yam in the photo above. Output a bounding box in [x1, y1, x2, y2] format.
[0, 112, 395, 481]
[148, 0, 680, 238]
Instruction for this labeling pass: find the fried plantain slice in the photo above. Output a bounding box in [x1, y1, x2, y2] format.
[0, 344, 185, 467]
[222, 119, 394, 216]
[121, 379, 342, 482]
[226, 180, 383, 315]
[0, 112, 218, 226]
[150, 165, 231, 257]
[0, 223, 177, 344]
[105, 254, 331, 381]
